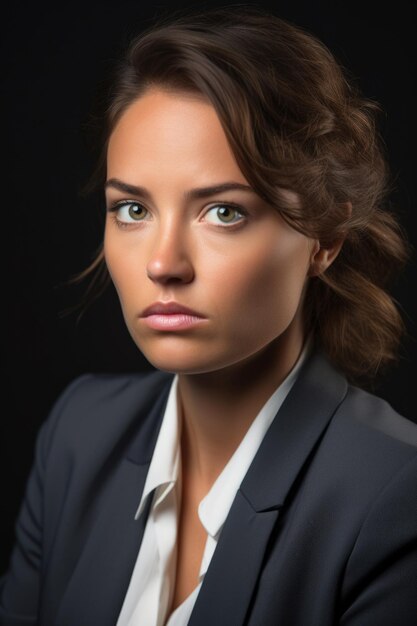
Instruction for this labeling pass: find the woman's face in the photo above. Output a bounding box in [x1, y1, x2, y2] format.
[104, 87, 318, 374]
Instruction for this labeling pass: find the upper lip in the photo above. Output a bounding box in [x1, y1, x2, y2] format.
[141, 302, 206, 317]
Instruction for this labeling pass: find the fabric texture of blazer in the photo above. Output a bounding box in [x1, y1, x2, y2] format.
[1, 347, 417, 626]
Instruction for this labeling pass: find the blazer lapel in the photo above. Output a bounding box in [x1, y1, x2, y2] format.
[189, 491, 280, 626]
[54, 373, 174, 626]
[188, 348, 348, 626]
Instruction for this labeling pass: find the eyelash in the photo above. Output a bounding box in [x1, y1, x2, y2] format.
[105, 199, 248, 231]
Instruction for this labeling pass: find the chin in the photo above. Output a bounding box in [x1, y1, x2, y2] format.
[138, 348, 227, 375]
[146, 357, 212, 375]
[132, 343, 202, 373]
[141, 351, 257, 376]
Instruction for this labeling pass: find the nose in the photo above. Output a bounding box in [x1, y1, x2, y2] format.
[146, 217, 195, 284]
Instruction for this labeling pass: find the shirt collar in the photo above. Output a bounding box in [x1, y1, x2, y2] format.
[134, 374, 181, 520]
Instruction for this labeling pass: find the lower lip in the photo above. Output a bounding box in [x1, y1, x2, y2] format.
[141, 314, 207, 330]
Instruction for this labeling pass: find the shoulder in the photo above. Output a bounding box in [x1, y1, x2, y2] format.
[313, 379, 417, 519]
[297, 348, 417, 490]
[331, 386, 417, 614]
[290, 370, 417, 611]
[50, 369, 172, 424]
[340, 383, 417, 448]
[292, 352, 417, 527]
[37, 369, 174, 467]
[327, 377, 417, 465]
[53, 369, 173, 417]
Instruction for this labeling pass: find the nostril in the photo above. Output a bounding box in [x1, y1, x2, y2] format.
[146, 257, 194, 284]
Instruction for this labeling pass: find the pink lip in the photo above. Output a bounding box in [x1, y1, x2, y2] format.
[141, 314, 208, 331]
[140, 301, 207, 331]
[141, 301, 206, 317]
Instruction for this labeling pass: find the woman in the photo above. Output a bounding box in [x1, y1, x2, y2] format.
[1, 5, 416, 625]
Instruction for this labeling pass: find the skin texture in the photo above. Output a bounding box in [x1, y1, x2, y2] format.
[103, 86, 344, 487]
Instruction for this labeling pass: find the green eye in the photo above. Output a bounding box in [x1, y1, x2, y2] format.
[122, 202, 147, 221]
[106, 200, 149, 225]
[205, 204, 246, 225]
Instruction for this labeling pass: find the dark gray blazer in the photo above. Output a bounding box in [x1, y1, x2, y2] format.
[1, 348, 417, 625]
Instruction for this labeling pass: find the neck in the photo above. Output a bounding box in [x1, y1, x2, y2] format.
[177, 322, 309, 491]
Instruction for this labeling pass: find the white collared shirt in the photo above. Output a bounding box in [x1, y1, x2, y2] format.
[116, 337, 312, 626]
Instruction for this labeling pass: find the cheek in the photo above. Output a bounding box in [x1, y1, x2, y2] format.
[103, 228, 134, 302]
[214, 240, 310, 327]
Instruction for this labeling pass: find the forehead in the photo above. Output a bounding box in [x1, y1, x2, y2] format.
[106, 88, 247, 186]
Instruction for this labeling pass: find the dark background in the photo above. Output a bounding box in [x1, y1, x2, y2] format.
[1, 0, 416, 573]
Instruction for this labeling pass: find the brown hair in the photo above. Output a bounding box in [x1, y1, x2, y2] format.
[64, 4, 412, 387]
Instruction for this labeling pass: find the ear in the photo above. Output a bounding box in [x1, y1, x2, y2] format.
[308, 238, 345, 277]
[307, 202, 352, 278]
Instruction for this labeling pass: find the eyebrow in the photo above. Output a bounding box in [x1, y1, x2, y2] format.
[104, 178, 255, 201]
